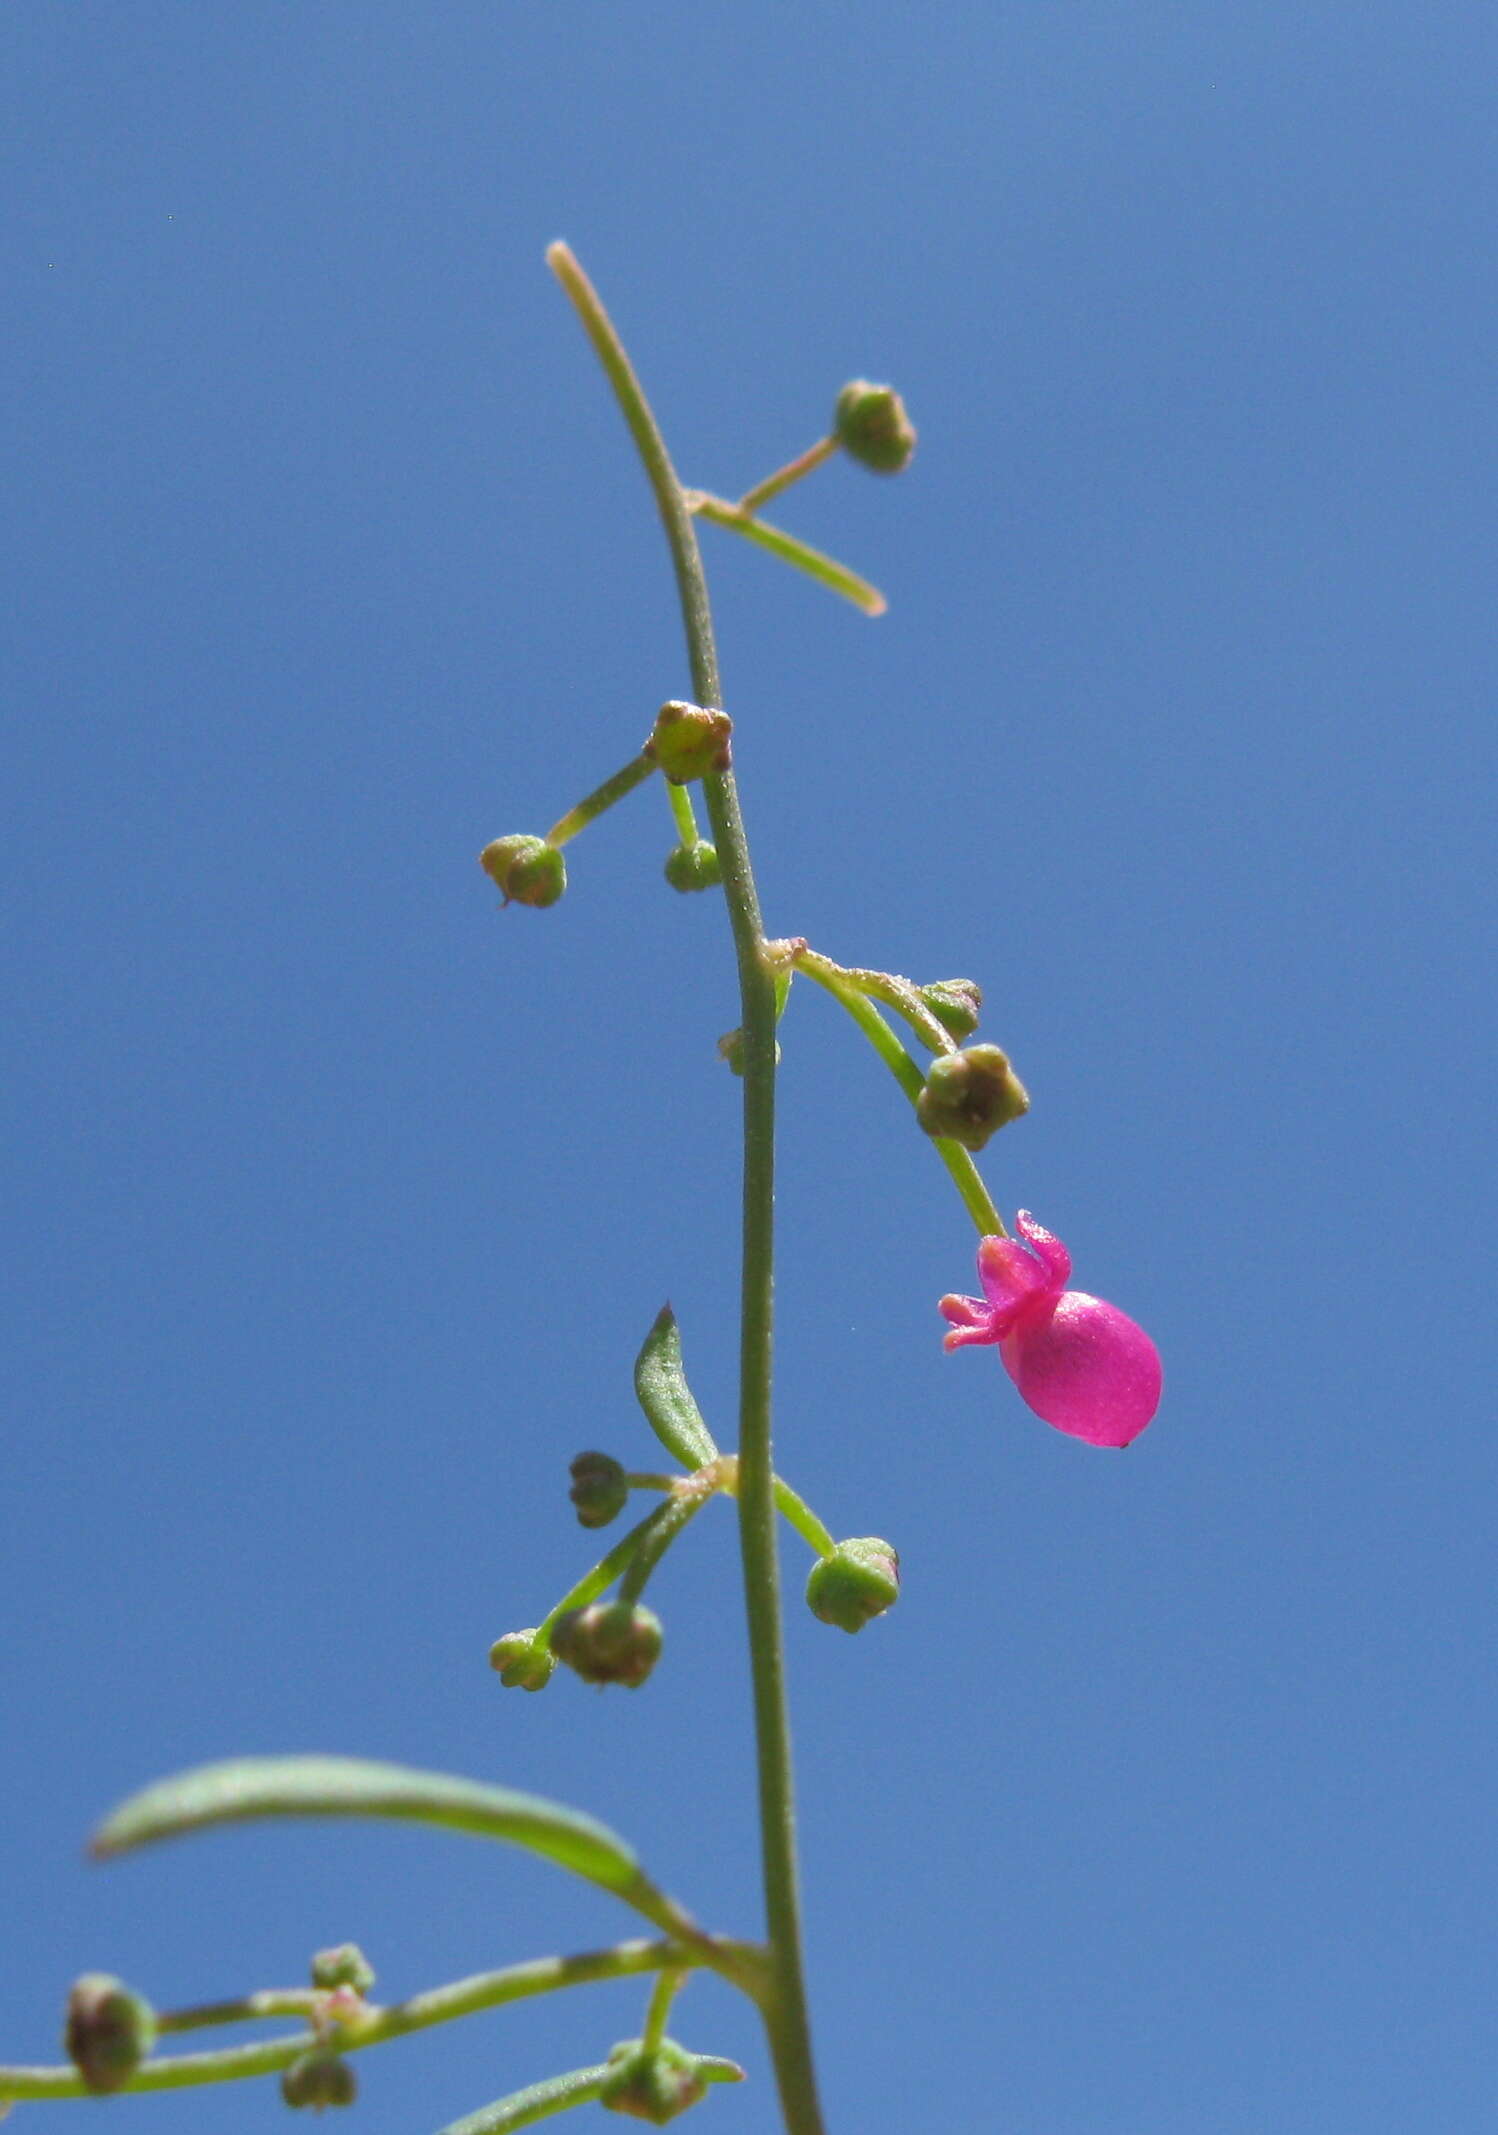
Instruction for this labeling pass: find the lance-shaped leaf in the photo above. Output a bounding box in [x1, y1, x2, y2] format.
[685, 491, 887, 617]
[634, 1306, 717, 1470]
[436, 2064, 611, 2134]
[93, 1757, 643, 1903]
[437, 2054, 744, 2134]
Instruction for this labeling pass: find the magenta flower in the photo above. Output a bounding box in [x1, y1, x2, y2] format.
[939, 1211, 1161, 1448]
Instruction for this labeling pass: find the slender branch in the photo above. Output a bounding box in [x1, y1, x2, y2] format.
[687, 490, 887, 617]
[0, 1943, 743, 2102]
[616, 1486, 712, 1603]
[546, 241, 826, 2135]
[739, 436, 839, 515]
[666, 779, 701, 846]
[640, 1966, 686, 2053]
[794, 956, 1006, 1237]
[546, 751, 656, 847]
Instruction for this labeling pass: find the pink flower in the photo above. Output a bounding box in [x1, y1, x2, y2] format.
[939, 1211, 1161, 1448]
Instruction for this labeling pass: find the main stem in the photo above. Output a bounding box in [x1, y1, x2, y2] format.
[546, 243, 825, 2135]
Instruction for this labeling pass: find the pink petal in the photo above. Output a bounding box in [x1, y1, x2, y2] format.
[975, 1234, 1055, 1325]
[1014, 1211, 1072, 1287]
[938, 1292, 999, 1350]
[999, 1290, 1162, 1448]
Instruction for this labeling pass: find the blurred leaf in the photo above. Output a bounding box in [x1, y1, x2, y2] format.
[436, 2065, 609, 2133]
[92, 1757, 641, 1897]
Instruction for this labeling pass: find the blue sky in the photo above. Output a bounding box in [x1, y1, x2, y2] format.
[3, 6, 1495, 2130]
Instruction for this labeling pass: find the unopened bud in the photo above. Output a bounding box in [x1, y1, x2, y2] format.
[806, 1538, 900, 1634]
[834, 380, 917, 474]
[281, 2051, 357, 2110]
[645, 701, 733, 785]
[64, 1974, 156, 2094]
[600, 2038, 707, 2124]
[552, 1601, 663, 1688]
[919, 979, 983, 1042]
[915, 1044, 1029, 1150]
[488, 1628, 556, 1691]
[310, 1944, 375, 1995]
[569, 1451, 629, 1529]
[663, 841, 722, 893]
[479, 835, 566, 908]
[717, 1026, 781, 1076]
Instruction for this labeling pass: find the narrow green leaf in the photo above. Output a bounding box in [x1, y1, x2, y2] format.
[633, 1306, 718, 1469]
[436, 2064, 609, 2134]
[91, 1757, 640, 1898]
[686, 490, 887, 617]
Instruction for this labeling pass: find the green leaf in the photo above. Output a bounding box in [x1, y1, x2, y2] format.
[634, 1306, 718, 1469]
[91, 1757, 641, 1898]
[436, 2065, 610, 2133]
[686, 490, 887, 617]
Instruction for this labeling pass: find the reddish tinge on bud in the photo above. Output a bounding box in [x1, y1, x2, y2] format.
[488, 1628, 556, 1691]
[645, 701, 733, 785]
[310, 1944, 375, 1994]
[806, 1538, 901, 1633]
[600, 2038, 708, 2124]
[834, 380, 917, 474]
[63, 1974, 156, 2094]
[281, 2051, 358, 2110]
[916, 1044, 1029, 1150]
[551, 1601, 663, 1688]
[569, 1450, 630, 1529]
[479, 834, 567, 907]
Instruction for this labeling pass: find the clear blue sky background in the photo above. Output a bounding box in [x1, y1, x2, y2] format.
[3, 6, 1495, 2131]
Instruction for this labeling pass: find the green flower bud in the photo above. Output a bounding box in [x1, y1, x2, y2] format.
[64, 1974, 156, 2094]
[281, 2051, 357, 2110]
[551, 1600, 663, 1688]
[600, 2038, 707, 2124]
[919, 978, 983, 1042]
[569, 1450, 630, 1529]
[915, 1043, 1029, 1150]
[833, 380, 917, 474]
[646, 701, 733, 785]
[806, 1538, 900, 1634]
[717, 1026, 781, 1076]
[663, 841, 722, 893]
[488, 1628, 556, 1691]
[479, 834, 566, 908]
[310, 1944, 375, 1995]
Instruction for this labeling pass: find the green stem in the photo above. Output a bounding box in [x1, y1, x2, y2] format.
[688, 490, 887, 618]
[0, 1943, 704, 2100]
[156, 1991, 319, 2033]
[771, 1476, 836, 1559]
[794, 956, 1006, 1237]
[796, 945, 958, 1056]
[640, 1966, 685, 2053]
[666, 780, 702, 846]
[547, 241, 826, 2135]
[534, 1503, 668, 1647]
[616, 1486, 712, 1603]
[739, 436, 839, 515]
[546, 752, 656, 847]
